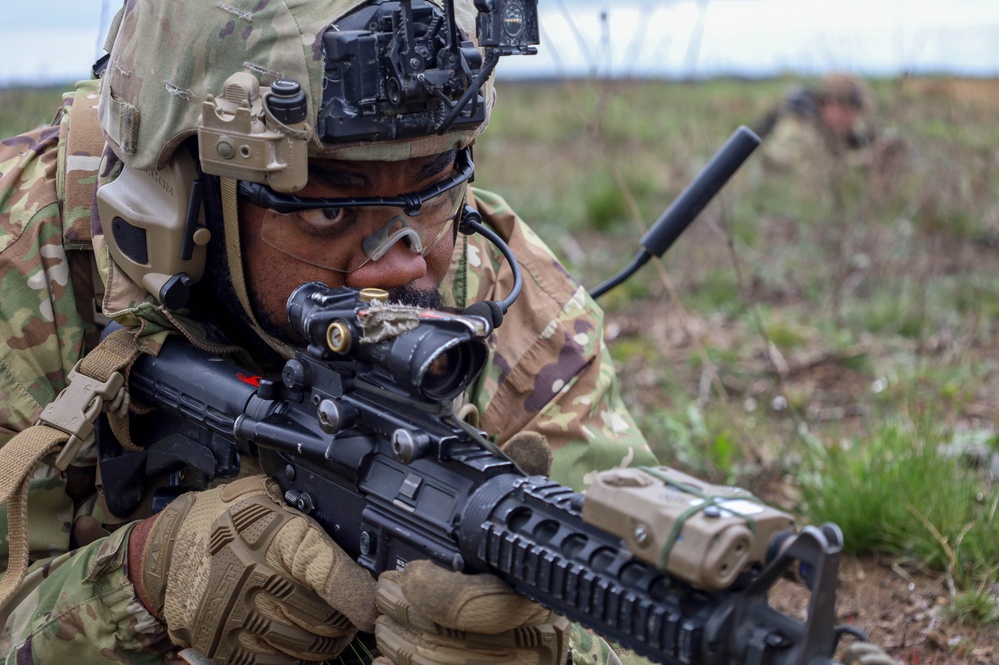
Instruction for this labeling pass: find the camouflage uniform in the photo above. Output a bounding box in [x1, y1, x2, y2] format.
[0, 82, 656, 663]
[450, 189, 656, 491]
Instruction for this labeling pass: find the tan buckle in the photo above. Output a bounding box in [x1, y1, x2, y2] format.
[36, 361, 125, 471]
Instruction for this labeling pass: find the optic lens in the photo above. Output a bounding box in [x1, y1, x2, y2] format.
[416, 339, 484, 401]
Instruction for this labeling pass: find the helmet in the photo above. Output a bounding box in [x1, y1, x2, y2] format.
[93, 0, 537, 324]
[815, 72, 874, 114]
[98, 0, 496, 172]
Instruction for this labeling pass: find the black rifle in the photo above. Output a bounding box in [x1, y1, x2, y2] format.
[96, 127, 865, 663]
[97, 281, 861, 665]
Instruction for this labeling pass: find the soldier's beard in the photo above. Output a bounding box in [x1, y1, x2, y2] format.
[254, 284, 445, 346]
[383, 284, 445, 310]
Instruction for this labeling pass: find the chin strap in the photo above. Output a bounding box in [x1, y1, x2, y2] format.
[219, 177, 294, 359]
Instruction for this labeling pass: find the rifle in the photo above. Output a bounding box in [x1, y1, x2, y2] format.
[98, 283, 860, 665]
[96, 128, 867, 664]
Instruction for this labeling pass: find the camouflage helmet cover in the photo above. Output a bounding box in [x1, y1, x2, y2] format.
[98, 0, 495, 170]
[815, 72, 874, 114]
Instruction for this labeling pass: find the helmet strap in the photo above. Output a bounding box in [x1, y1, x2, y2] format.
[220, 176, 294, 359]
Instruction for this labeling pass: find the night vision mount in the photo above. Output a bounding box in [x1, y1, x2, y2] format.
[321, 0, 539, 143]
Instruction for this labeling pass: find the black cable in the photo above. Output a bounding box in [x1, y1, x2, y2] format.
[588, 251, 650, 300]
[457, 205, 523, 329]
[436, 51, 499, 135]
[462, 216, 522, 314]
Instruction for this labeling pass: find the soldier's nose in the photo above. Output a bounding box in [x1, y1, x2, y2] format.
[346, 240, 428, 290]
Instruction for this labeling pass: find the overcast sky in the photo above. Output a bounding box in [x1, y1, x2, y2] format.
[2, 0, 998, 86]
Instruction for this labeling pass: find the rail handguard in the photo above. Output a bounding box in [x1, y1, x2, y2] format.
[98, 283, 859, 665]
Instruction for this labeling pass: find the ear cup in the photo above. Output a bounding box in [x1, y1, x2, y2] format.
[97, 148, 210, 308]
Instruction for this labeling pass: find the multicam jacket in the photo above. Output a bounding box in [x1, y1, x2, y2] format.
[0, 85, 657, 664]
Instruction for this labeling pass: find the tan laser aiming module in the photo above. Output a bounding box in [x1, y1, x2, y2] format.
[582, 467, 796, 590]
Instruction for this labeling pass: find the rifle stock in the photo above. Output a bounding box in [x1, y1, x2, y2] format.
[98, 284, 858, 665]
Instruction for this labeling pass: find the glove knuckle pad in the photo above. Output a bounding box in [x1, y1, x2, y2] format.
[160, 492, 353, 665]
[374, 565, 571, 665]
[376, 616, 570, 665]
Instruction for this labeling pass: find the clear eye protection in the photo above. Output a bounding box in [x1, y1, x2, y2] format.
[238, 148, 473, 274]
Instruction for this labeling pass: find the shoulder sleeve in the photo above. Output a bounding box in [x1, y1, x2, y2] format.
[461, 189, 658, 491]
[0, 124, 88, 438]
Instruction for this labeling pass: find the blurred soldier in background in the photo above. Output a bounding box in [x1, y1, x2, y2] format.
[755, 72, 907, 178]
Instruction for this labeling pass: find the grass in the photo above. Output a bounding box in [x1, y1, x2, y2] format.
[949, 587, 999, 626]
[0, 86, 65, 137]
[799, 421, 998, 580]
[4, 74, 998, 623]
[479, 75, 999, 620]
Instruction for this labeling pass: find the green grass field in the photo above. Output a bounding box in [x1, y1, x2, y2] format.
[0, 86, 66, 137]
[3, 76, 998, 635]
[482, 76, 999, 628]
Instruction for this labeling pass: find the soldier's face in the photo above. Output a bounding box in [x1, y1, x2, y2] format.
[238, 153, 459, 341]
[819, 100, 858, 137]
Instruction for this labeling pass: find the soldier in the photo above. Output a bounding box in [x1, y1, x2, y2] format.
[0, 0, 657, 664]
[756, 72, 905, 177]
[0, 2, 903, 664]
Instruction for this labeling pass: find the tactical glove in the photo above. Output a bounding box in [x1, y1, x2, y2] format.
[130, 475, 377, 665]
[372, 559, 570, 665]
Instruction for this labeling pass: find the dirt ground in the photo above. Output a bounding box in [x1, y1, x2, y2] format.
[605, 303, 999, 665]
[771, 554, 999, 665]
[589, 220, 999, 664]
